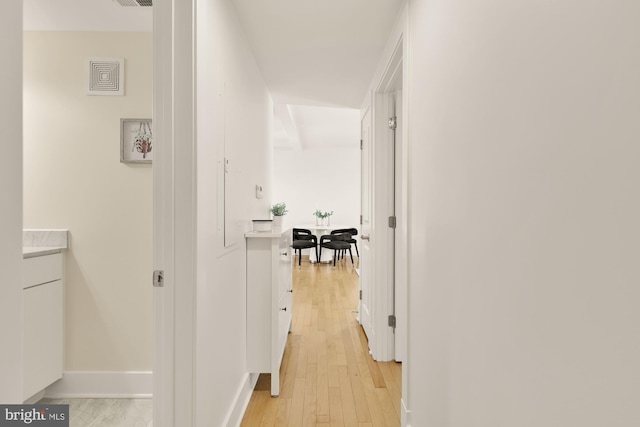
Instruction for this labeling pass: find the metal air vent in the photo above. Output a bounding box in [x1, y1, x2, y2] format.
[86, 57, 124, 96]
[114, 0, 152, 6]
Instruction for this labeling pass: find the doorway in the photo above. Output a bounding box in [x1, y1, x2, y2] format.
[21, 0, 154, 411]
[358, 37, 407, 364]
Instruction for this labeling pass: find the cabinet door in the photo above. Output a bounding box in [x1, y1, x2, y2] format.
[23, 253, 62, 289]
[23, 280, 63, 400]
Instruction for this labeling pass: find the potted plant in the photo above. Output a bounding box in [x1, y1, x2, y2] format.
[270, 202, 287, 227]
[313, 209, 334, 226]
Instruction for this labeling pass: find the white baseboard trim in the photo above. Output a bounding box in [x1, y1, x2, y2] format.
[24, 390, 46, 404]
[44, 371, 152, 399]
[401, 398, 411, 427]
[223, 373, 259, 427]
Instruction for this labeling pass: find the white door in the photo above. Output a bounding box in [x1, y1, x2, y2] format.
[359, 104, 375, 341]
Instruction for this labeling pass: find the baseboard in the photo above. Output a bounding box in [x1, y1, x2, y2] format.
[401, 398, 411, 427]
[23, 390, 45, 404]
[44, 371, 152, 399]
[223, 373, 258, 427]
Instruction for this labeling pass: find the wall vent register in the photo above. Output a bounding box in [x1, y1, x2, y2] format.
[86, 57, 124, 96]
[113, 0, 152, 6]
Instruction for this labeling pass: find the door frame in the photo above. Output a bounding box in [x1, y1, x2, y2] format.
[368, 30, 409, 363]
[153, 0, 197, 425]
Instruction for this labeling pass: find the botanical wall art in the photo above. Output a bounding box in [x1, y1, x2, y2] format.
[120, 118, 153, 164]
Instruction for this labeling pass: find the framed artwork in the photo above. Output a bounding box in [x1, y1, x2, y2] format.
[120, 118, 152, 164]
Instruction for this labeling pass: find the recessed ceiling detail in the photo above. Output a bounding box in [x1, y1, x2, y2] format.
[86, 57, 124, 96]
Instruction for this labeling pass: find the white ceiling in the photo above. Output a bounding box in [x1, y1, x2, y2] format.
[274, 105, 360, 149]
[23, 0, 403, 147]
[232, 0, 403, 108]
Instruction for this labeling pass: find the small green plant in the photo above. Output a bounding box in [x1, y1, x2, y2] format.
[270, 202, 288, 216]
[313, 209, 333, 219]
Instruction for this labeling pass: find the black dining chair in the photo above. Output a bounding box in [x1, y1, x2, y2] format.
[291, 228, 319, 266]
[319, 232, 354, 266]
[330, 228, 359, 259]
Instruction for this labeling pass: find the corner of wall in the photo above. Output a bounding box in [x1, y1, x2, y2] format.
[222, 373, 256, 427]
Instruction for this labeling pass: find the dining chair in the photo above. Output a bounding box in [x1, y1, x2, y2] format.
[292, 228, 319, 266]
[330, 228, 359, 258]
[319, 232, 354, 266]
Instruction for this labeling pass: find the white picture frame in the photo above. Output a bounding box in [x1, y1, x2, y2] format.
[120, 118, 153, 164]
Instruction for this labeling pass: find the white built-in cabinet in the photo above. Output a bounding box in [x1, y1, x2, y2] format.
[246, 228, 293, 397]
[22, 253, 63, 401]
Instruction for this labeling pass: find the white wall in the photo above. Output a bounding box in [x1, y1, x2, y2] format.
[0, 0, 24, 404]
[23, 32, 153, 372]
[406, 0, 640, 426]
[273, 146, 360, 231]
[195, 0, 273, 425]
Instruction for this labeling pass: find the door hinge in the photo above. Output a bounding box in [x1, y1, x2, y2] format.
[388, 116, 397, 131]
[360, 214, 363, 225]
[360, 139, 363, 150]
[359, 290, 362, 300]
[388, 216, 397, 228]
[388, 314, 396, 328]
[153, 270, 164, 287]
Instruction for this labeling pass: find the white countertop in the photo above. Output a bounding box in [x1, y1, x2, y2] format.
[22, 229, 69, 258]
[245, 227, 291, 238]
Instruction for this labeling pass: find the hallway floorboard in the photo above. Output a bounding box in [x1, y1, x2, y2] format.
[241, 256, 401, 427]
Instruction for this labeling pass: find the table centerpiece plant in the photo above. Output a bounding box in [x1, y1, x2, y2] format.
[313, 209, 334, 226]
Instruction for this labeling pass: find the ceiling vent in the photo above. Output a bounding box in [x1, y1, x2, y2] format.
[114, 0, 152, 6]
[86, 57, 125, 96]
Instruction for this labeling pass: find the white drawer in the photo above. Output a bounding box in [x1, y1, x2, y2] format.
[23, 253, 62, 289]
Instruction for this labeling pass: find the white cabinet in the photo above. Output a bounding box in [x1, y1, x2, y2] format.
[22, 253, 63, 401]
[246, 229, 292, 397]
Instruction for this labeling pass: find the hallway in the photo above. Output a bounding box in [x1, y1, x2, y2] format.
[241, 258, 401, 426]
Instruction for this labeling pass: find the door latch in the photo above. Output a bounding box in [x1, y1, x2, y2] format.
[153, 270, 164, 287]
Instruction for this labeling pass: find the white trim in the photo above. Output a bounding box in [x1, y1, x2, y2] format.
[401, 397, 411, 427]
[0, 0, 24, 405]
[395, 3, 410, 365]
[222, 373, 258, 427]
[368, 4, 410, 362]
[44, 371, 153, 399]
[153, 0, 197, 425]
[24, 391, 46, 405]
[153, 0, 172, 423]
[397, 2, 411, 418]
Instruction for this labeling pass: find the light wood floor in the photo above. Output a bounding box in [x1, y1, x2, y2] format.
[241, 256, 401, 427]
